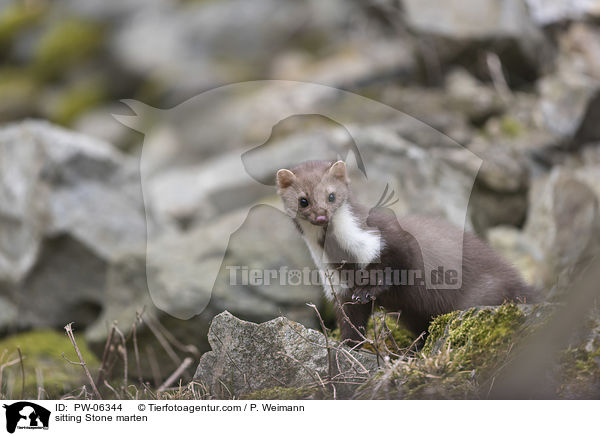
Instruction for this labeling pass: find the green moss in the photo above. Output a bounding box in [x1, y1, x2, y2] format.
[0, 2, 46, 46]
[0, 330, 99, 399]
[365, 313, 415, 352]
[34, 19, 104, 79]
[50, 78, 107, 125]
[357, 305, 527, 399]
[499, 116, 524, 138]
[241, 386, 320, 400]
[422, 311, 457, 354]
[424, 304, 526, 372]
[558, 347, 600, 399]
[0, 67, 39, 117]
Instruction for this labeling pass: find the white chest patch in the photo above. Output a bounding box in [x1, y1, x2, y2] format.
[330, 203, 382, 267]
[298, 203, 383, 301]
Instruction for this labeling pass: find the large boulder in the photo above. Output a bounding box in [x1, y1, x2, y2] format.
[0, 120, 146, 330]
[523, 164, 600, 293]
[111, 0, 364, 95]
[193, 311, 378, 399]
[525, 0, 600, 25]
[538, 23, 600, 149]
[85, 203, 324, 377]
[401, 0, 554, 84]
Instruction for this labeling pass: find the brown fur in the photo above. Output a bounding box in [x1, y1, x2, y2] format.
[277, 160, 538, 344]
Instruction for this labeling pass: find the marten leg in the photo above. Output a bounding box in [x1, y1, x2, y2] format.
[337, 299, 372, 346]
[398, 311, 431, 345]
[351, 283, 389, 304]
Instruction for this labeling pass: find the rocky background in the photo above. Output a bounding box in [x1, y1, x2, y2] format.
[0, 0, 599, 399]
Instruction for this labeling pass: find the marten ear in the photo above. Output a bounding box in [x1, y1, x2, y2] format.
[328, 160, 349, 183]
[276, 169, 296, 189]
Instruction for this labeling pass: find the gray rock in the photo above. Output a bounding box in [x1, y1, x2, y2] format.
[145, 152, 272, 230]
[538, 69, 600, 146]
[486, 225, 544, 287]
[401, 0, 553, 83]
[193, 311, 378, 398]
[466, 136, 531, 233]
[73, 105, 133, 150]
[524, 165, 600, 293]
[445, 69, 506, 125]
[0, 120, 146, 330]
[86, 203, 323, 371]
[270, 38, 416, 88]
[112, 0, 359, 94]
[538, 24, 600, 148]
[525, 0, 600, 25]
[403, 0, 537, 40]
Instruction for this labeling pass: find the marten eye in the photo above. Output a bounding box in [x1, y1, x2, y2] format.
[299, 197, 309, 208]
[328, 193, 335, 203]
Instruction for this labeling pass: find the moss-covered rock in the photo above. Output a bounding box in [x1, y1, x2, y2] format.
[0, 67, 39, 119]
[49, 78, 108, 126]
[0, 329, 99, 400]
[0, 2, 47, 47]
[423, 304, 527, 372]
[558, 347, 600, 399]
[34, 19, 104, 79]
[358, 304, 551, 399]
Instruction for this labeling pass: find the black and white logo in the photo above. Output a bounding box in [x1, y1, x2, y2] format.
[2, 402, 50, 433]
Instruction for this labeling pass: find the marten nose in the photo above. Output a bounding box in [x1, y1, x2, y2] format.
[315, 215, 328, 224]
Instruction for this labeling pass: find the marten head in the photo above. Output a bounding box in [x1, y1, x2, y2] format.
[276, 160, 350, 226]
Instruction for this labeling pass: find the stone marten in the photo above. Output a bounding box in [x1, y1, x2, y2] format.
[276, 160, 537, 344]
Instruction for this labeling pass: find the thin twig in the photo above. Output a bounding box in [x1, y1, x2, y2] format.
[157, 357, 193, 392]
[113, 326, 128, 391]
[145, 345, 161, 388]
[104, 380, 121, 399]
[307, 303, 334, 382]
[36, 368, 44, 400]
[16, 347, 24, 399]
[64, 323, 102, 399]
[146, 313, 199, 357]
[132, 312, 144, 385]
[96, 322, 116, 387]
[0, 357, 22, 396]
[486, 51, 512, 103]
[144, 316, 181, 366]
[326, 270, 371, 346]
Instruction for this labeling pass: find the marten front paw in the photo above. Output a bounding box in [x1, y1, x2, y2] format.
[351, 287, 376, 304]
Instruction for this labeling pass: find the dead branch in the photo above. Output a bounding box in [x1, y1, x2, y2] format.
[63, 323, 102, 399]
[144, 315, 181, 366]
[96, 322, 116, 387]
[113, 326, 128, 390]
[0, 356, 22, 397]
[132, 312, 144, 385]
[16, 347, 24, 399]
[307, 302, 334, 382]
[157, 357, 193, 392]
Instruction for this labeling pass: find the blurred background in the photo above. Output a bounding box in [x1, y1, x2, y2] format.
[0, 0, 599, 398]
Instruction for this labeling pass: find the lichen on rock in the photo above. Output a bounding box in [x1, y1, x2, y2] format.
[193, 311, 378, 399]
